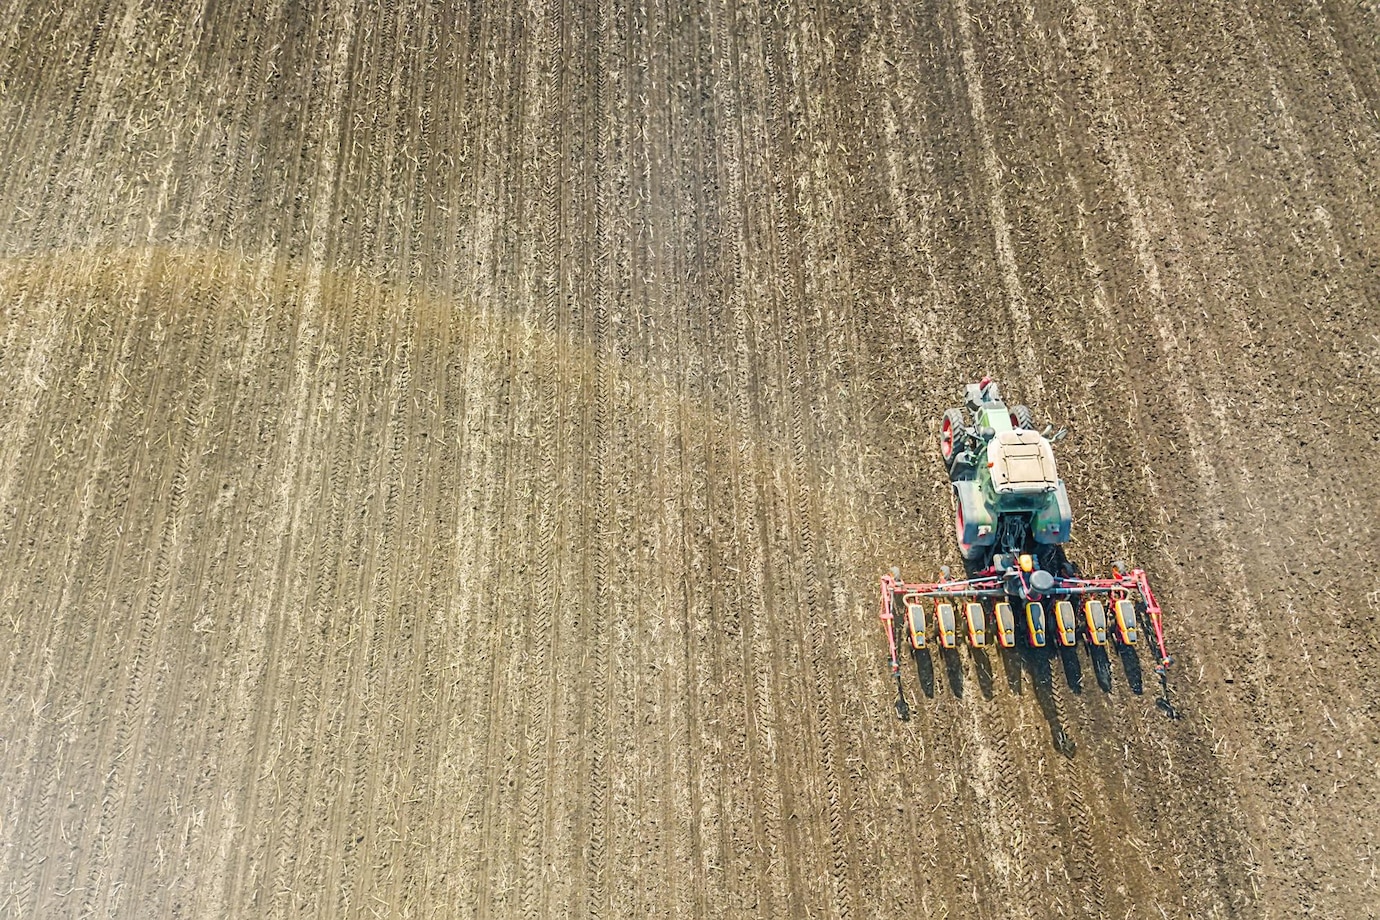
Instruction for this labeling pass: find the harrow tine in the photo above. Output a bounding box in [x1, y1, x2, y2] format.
[880, 574, 909, 720]
[879, 574, 904, 680]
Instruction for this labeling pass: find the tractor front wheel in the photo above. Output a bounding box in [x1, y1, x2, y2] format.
[940, 408, 966, 468]
[1011, 404, 1035, 429]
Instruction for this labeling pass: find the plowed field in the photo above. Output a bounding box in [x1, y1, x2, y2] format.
[2, 1, 1378, 918]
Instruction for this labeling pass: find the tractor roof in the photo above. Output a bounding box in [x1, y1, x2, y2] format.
[988, 430, 1058, 495]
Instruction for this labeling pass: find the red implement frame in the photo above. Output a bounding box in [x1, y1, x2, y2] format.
[879, 567, 1170, 674]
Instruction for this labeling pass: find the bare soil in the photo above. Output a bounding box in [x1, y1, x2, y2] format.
[1, 1, 1378, 918]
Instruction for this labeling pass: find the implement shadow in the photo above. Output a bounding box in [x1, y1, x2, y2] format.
[911, 647, 937, 700]
[998, 647, 1024, 695]
[1023, 645, 1076, 756]
[1058, 645, 1085, 694]
[941, 647, 964, 698]
[971, 648, 996, 699]
[1089, 645, 1114, 693]
[1117, 643, 1145, 695]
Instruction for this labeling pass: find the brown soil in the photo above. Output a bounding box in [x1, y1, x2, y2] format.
[1, 1, 1377, 918]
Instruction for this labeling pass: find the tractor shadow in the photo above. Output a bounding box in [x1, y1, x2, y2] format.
[912, 646, 998, 701]
[1087, 642, 1150, 694]
[904, 634, 1150, 723]
[1018, 642, 1153, 751]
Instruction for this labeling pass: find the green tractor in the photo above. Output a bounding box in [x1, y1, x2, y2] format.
[939, 376, 1071, 573]
[877, 376, 1171, 718]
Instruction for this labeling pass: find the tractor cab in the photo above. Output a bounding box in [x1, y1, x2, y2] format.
[987, 430, 1058, 495]
[964, 380, 1013, 437]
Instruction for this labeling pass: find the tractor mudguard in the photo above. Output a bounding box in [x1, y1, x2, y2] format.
[1031, 480, 1072, 545]
[953, 480, 997, 549]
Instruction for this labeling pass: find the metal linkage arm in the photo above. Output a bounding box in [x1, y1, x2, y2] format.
[878, 573, 903, 678]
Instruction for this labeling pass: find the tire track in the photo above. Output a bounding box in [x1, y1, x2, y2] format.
[572, 2, 622, 915]
[0, 3, 87, 228]
[784, 7, 949, 912]
[846, 2, 1007, 913]
[423, 258, 493, 917]
[947, 0, 1043, 402]
[652, 6, 713, 917]
[222, 7, 359, 910]
[667, 5, 726, 915]
[170, 260, 284, 917]
[0, 0, 116, 570]
[133, 8, 272, 903]
[624, 2, 693, 914]
[755, 10, 857, 916]
[473, 10, 540, 915]
[350, 299, 415, 917]
[1039, 658, 1107, 918]
[0, 253, 148, 913]
[388, 275, 463, 919]
[707, 5, 796, 915]
[698, 9, 757, 915]
[5, 258, 124, 911]
[447, 5, 522, 912]
[181, 254, 295, 919]
[326, 5, 412, 909]
[99, 254, 228, 918]
[966, 699, 1037, 920]
[54, 257, 180, 917]
[601, 7, 649, 905]
[375, 10, 447, 916]
[515, 5, 562, 911]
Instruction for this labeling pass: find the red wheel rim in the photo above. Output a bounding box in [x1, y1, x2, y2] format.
[941, 417, 954, 459]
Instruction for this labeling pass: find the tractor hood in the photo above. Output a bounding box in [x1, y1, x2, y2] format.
[987, 430, 1058, 495]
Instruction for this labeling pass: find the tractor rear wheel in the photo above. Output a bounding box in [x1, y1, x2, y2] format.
[1011, 404, 1035, 429]
[954, 501, 989, 564]
[940, 408, 966, 467]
